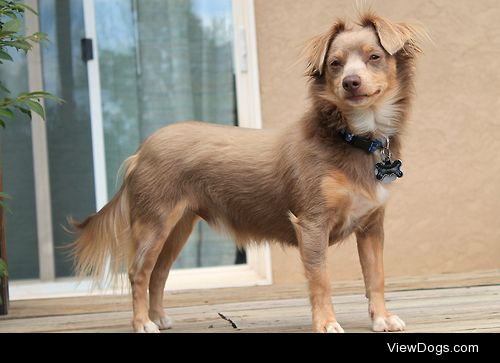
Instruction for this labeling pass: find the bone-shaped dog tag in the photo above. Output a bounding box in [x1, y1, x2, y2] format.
[375, 159, 403, 184]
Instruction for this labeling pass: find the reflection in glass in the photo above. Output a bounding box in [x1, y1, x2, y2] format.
[40, 0, 96, 277]
[95, 0, 240, 269]
[0, 42, 39, 279]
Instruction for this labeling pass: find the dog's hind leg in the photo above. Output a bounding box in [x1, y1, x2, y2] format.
[128, 201, 187, 333]
[289, 213, 344, 333]
[148, 211, 199, 330]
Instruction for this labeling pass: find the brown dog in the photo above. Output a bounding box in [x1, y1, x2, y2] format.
[71, 11, 425, 333]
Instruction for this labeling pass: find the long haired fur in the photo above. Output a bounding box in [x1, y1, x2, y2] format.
[70, 11, 426, 333]
[69, 156, 137, 287]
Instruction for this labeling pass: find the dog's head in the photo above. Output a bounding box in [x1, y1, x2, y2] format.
[305, 12, 425, 111]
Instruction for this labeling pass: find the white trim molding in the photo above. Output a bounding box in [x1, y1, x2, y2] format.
[232, 0, 263, 130]
[26, 0, 55, 282]
[83, 0, 109, 211]
[232, 0, 273, 286]
[10, 264, 270, 301]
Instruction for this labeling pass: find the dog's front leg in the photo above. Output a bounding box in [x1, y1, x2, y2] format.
[356, 209, 405, 332]
[290, 215, 343, 333]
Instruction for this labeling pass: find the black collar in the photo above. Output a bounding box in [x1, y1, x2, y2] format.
[339, 130, 384, 154]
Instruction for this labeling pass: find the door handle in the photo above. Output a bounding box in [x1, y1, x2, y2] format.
[81, 38, 94, 62]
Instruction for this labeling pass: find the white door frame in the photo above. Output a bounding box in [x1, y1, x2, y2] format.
[83, 0, 109, 211]
[25, 0, 56, 282]
[10, 0, 272, 300]
[231, 0, 273, 286]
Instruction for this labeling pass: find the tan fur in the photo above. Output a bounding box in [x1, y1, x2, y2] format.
[70, 11, 425, 333]
[303, 21, 346, 77]
[290, 211, 339, 332]
[128, 199, 189, 332]
[148, 211, 199, 329]
[360, 12, 427, 56]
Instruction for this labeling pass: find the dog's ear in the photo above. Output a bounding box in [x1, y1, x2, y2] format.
[303, 21, 345, 77]
[361, 13, 426, 56]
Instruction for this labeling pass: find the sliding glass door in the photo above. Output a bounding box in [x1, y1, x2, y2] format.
[94, 0, 240, 269]
[2, 0, 245, 281]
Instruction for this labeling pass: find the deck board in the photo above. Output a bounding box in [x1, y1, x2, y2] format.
[1, 270, 499, 333]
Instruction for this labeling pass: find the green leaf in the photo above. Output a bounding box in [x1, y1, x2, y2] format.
[14, 105, 32, 119]
[0, 82, 10, 94]
[0, 119, 5, 128]
[2, 18, 21, 33]
[0, 108, 13, 119]
[0, 30, 18, 38]
[27, 32, 48, 43]
[0, 201, 9, 212]
[0, 258, 6, 304]
[1, 12, 19, 21]
[9, 39, 31, 51]
[12, 2, 37, 15]
[0, 50, 13, 62]
[0, 192, 11, 215]
[24, 99, 45, 119]
[0, 192, 11, 200]
[0, 98, 14, 107]
[0, 98, 13, 107]
[0, 259, 8, 279]
[27, 92, 64, 103]
[26, 91, 52, 96]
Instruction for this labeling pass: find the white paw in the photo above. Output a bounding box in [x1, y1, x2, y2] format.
[153, 316, 173, 331]
[372, 315, 406, 332]
[135, 320, 160, 333]
[325, 322, 345, 333]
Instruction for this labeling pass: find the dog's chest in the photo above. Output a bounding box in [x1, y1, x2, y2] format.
[350, 184, 389, 220]
[322, 176, 390, 242]
[348, 101, 400, 138]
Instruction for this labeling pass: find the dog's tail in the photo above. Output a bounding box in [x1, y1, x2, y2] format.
[69, 154, 139, 288]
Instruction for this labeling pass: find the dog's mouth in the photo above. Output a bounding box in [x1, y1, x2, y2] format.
[345, 90, 382, 103]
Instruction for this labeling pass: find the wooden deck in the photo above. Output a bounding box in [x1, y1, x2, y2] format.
[1, 270, 499, 333]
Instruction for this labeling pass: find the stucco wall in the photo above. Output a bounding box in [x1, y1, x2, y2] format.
[254, 0, 500, 283]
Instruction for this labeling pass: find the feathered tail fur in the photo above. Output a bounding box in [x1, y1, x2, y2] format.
[69, 154, 138, 287]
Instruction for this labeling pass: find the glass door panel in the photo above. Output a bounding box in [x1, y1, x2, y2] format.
[39, 0, 96, 277]
[0, 45, 39, 280]
[94, 0, 241, 269]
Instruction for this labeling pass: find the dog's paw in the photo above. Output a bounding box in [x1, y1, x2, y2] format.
[372, 314, 405, 332]
[153, 316, 173, 331]
[134, 320, 161, 333]
[326, 322, 345, 333]
[314, 321, 345, 333]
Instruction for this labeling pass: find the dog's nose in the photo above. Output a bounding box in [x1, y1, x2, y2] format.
[342, 76, 362, 92]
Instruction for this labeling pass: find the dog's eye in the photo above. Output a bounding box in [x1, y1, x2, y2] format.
[369, 54, 381, 61]
[331, 59, 342, 68]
